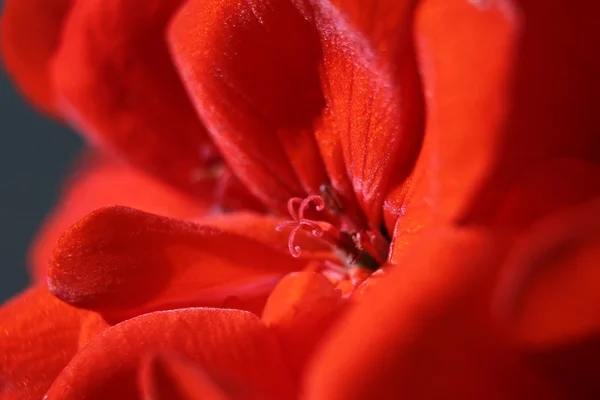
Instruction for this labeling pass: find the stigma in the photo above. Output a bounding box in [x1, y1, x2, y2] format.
[276, 191, 389, 270]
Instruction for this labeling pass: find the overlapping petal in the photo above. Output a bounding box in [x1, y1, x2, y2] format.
[495, 198, 600, 347]
[48, 206, 310, 320]
[139, 352, 229, 400]
[305, 227, 561, 399]
[45, 308, 295, 400]
[30, 153, 212, 282]
[0, 0, 71, 116]
[461, 0, 600, 223]
[262, 271, 343, 378]
[51, 0, 219, 195]
[169, 0, 422, 227]
[0, 286, 86, 399]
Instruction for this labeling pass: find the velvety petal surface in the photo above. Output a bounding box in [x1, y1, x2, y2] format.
[407, 0, 520, 224]
[139, 352, 229, 400]
[495, 199, 600, 347]
[0, 286, 86, 399]
[305, 227, 561, 399]
[169, 0, 422, 227]
[262, 271, 343, 379]
[0, 0, 71, 116]
[30, 153, 212, 282]
[45, 308, 295, 400]
[49, 206, 309, 320]
[51, 0, 219, 195]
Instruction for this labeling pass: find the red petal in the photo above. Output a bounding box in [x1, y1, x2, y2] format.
[305, 227, 559, 399]
[78, 312, 110, 348]
[45, 308, 295, 400]
[495, 199, 600, 347]
[201, 212, 332, 259]
[0, 0, 71, 116]
[169, 0, 323, 212]
[30, 153, 212, 282]
[262, 271, 343, 378]
[168, 1, 422, 226]
[139, 352, 229, 400]
[48, 206, 308, 320]
[493, 158, 600, 231]
[315, 1, 423, 227]
[0, 286, 86, 399]
[457, 0, 600, 222]
[51, 0, 218, 195]
[407, 0, 520, 223]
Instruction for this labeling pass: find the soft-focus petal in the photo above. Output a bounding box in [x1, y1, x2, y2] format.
[52, 0, 218, 194]
[0, 0, 71, 116]
[49, 206, 309, 320]
[30, 153, 212, 282]
[495, 199, 600, 347]
[169, 0, 422, 226]
[462, 0, 600, 223]
[45, 308, 295, 400]
[139, 352, 229, 400]
[493, 158, 600, 231]
[262, 271, 343, 378]
[305, 227, 559, 399]
[0, 286, 85, 399]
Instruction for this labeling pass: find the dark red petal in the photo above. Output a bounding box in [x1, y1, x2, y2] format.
[0, 0, 71, 116]
[305, 227, 560, 399]
[51, 0, 218, 195]
[495, 199, 600, 347]
[139, 352, 229, 400]
[462, 0, 600, 223]
[493, 158, 600, 231]
[407, 0, 520, 224]
[48, 206, 308, 320]
[262, 271, 343, 379]
[30, 153, 212, 282]
[0, 285, 86, 399]
[45, 308, 295, 400]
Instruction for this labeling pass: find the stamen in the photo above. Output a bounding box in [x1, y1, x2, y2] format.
[276, 195, 328, 257]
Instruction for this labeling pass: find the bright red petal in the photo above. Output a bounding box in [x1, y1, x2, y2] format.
[51, 0, 218, 195]
[169, 0, 323, 213]
[0, 286, 86, 399]
[262, 271, 343, 379]
[139, 352, 229, 400]
[30, 153, 212, 282]
[48, 206, 309, 320]
[168, 0, 422, 227]
[45, 308, 295, 400]
[399, 0, 520, 227]
[315, 0, 423, 227]
[0, 0, 71, 116]
[305, 227, 560, 399]
[495, 199, 600, 347]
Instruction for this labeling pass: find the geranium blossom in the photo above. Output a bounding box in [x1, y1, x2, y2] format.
[1, 0, 599, 399]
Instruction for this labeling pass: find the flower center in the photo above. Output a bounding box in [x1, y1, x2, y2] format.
[275, 190, 389, 272]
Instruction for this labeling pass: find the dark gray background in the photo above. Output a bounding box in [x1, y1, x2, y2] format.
[0, 0, 82, 302]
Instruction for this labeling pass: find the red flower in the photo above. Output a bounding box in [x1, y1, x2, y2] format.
[1, 0, 600, 399]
